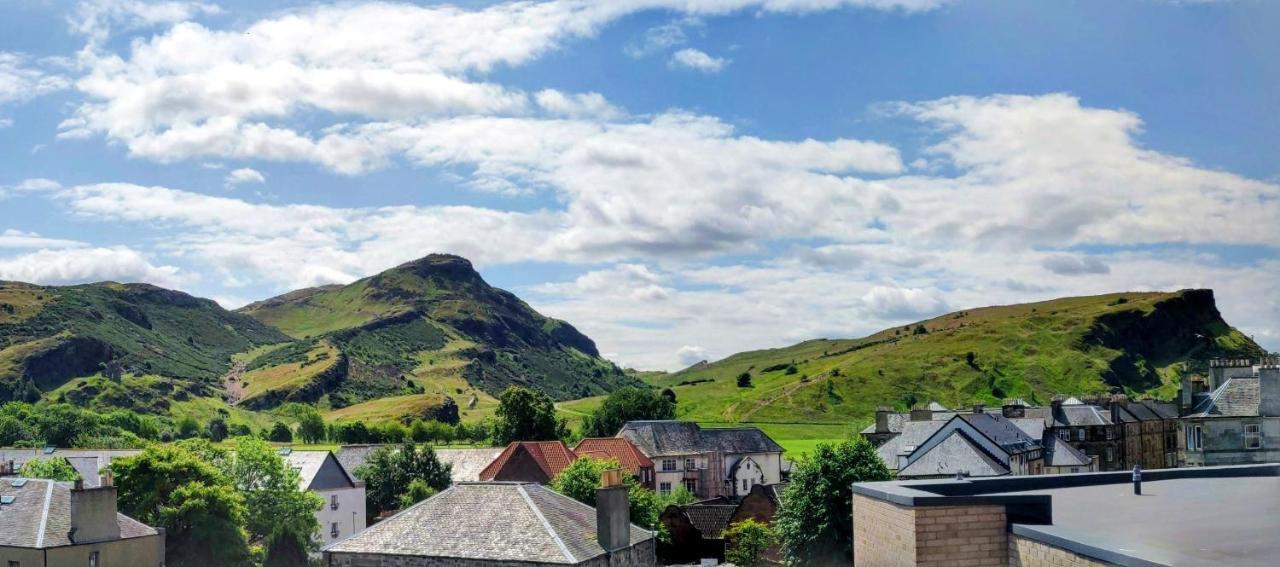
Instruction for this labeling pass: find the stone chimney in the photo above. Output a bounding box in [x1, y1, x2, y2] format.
[972, 403, 985, 414]
[909, 407, 932, 422]
[1002, 400, 1025, 418]
[70, 483, 121, 544]
[874, 407, 892, 433]
[1260, 360, 1280, 417]
[1179, 369, 1193, 414]
[596, 469, 630, 553]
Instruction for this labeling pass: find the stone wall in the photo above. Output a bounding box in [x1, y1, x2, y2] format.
[325, 539, 656, 567]
[1009, 535, 1117, 567]
[853, 494, 1008, 567]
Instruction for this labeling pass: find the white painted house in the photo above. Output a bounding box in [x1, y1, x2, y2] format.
[285, 450, 366, 545]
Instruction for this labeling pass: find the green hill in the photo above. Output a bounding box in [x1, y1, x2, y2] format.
[646, 290, 1265, 425]
[0, 281, 287, 404]
[235, 254, 638, 420]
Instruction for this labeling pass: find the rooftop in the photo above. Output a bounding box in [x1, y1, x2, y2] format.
[1187, 377, 1261, 417]
[479, 441, 578, 481]
[324, 482, 653, 564]
[854, 463, 1280, 567]
[618, 421, 783, 457]
[0, 479, 157, 549]
[574, 437, 653, 473]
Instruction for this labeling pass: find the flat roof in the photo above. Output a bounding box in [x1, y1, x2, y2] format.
[852, 464, 1280, 567]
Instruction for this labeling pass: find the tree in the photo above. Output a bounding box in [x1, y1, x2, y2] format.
[205, 418, 229, 442]
[724, 519, 776, 567]
[355, 442, 452, 520]
[398, 478, 438, 509]
[583, 387, 677, 438]
[34, 404, 98, 447]
[112, 445, 251, 566]
[20, 457, 79, 481]
[737, 372, 753, 388]
[334, 421, 370, 443]
[0, 415, 35, 446]
[660, 388, 676, 403]
[225, 437, 321, 552]
[775, 438, 890, 566]
[296, 409, 326, 444]
[551, 457, 676, 535]
[494, 386, 561, 444]
[267, 422, 293, 442]
[177, 416, 200, 439]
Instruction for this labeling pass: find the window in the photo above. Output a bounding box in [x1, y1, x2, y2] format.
[1077, 429, 1086, 441]
[331, 494, 339, 510]
[684, 458, 696, 471]
[89, 552, 99, 567]
[1057, 429, 1070, 441]
[659, 482, 672, 495]
[11, 561, 21, 567]
[1070, 467, 1079, 474]
[682, 478, 697, 493]
[741, 479, 748, 492]
[1186, 425, 1202, 451]
[1105, 447, 1114, 462]
[662, 459, 676, 472]
[1245, 424, 1262, 450]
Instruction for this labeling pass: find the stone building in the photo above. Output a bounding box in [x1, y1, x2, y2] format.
[322, 480, 656, 566]
[284, 450, 366, 545]
[1180, 358, 1280, 466]
[617, 421, 783, 499]
[0, 477, 164, 567]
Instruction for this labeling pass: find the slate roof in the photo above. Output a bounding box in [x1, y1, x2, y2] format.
[335, 444, 390, 480]
[876, 420, 946, 471]
[1187, 378, 1261, 418]
[285, 450, 359, 491]
[324, 482, 653, 563]
[1139, 400, 1178, 419]
[1009, 417, 1045, 441]
[1048, 404, 1113, 427]
[897, 431, 1008, 478]
[679, 504, 738, 539]
[0, 449, 140, 488]
[617, 421, 783, 458]
[957, 413, 1040, 454]
[859, 413, 907, 435]
[573, 438, 653, 474]
[1042, 435, 1093, 468]
[479, 441, 578, 481]
[437, 448, 505, 483]
[0, 479, 158, 549]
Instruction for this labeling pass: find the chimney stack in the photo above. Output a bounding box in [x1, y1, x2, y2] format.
[1260, 362, 1280, 417]
[909, 407, 932, 422]
[874, 407, 892, 433]
[69, 483, 121, 544]
[972, 403, 985, 414]
[1002, 400, 1025, 418]
[596, 469, 630, 553]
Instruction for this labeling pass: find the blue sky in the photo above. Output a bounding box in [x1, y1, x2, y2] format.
[1, 0, 1277, 369]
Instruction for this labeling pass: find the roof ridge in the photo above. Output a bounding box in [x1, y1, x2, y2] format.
[34, 480, 53, 548]
[516, 484, 577, 563]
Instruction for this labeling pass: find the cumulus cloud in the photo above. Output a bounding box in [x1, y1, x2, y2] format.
[676, 345, 709, 367]
[0, 52, 69, 105]
[223, 167, 265, 188]
[1043, 254, 1110, 275]
[0, 246, 187, 287]
[69, 0, 222, 42]
[860, 285, 949, 319]
[670, 48, 730, 73]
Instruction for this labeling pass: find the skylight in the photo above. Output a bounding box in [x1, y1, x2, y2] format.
[10, 479, 28, 488]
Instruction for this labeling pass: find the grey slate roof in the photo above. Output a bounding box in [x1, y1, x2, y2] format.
[876, 420, 946, 471]
[1188, 378, 1261, 418]
[859, 412, 907, 435]
[324, 482, 653, 564]
[1043, 435, 1093, 468]
[335, 445, 502, 484]
[334, 444, 388, 480]
[1009, 417, 1045, 441]
[0, 479, 158, 549]
[957, 413, 1040, 454]
[617, 421, 783, 457]
[1048, 404, 1112, 427]
[679, 504, 737, 539]
[897, 431, 1008, 478]
[0, 449, 140, 488]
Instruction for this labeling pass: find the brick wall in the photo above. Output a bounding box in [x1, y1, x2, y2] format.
[853, 494, 1008, 567]
[1009, 535, 1117, 567]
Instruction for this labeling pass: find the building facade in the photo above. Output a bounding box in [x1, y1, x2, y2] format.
[0, 478, 164, 567]
[1180, 359, 1280, 466]
[285, 450, 367, 545]
[617, 421, 784, 500]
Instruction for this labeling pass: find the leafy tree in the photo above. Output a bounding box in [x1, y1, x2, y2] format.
[35, 404, 98, 446]
[262, 528, 309, 567]
[412, 420, 454, 444]
[334, 421, 370, 443]
[20, 457, 79, 481]
[205, 418, 229, 442]
[582, 387, 677, 438]
[267, 422, 293, 442]
[660, 388, 676, 403]
[551, 457, 677, 535]
[0, 415, 35, 446]
[225, 438, 321, 558]
[371, 421, 407, 443]
[112, 445, 250, 566]
[177, 416, 200, 439]
[776, 438, 890, 566]
[737, 372, 753, 388]
[494, 386, 561, 444]
[398, 478, 438, 509]
[724, 519, 776, 567]
[296, 409, 326, 444]
[355, 442, 452, 520]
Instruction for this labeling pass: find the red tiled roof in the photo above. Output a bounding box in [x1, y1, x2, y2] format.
[573, 437, 654, 474]
[479, 441, 578, 481]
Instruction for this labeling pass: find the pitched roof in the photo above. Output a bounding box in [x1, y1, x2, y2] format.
[617, 421, 783, 457]
[896, 431, 1008, 478]
[1043, 435, 1093, 468]
[1187, 378, 1261, 418]
[437, 448, 505, 483]
[1009, 417, 1045, 441]
[573, 438, 653, 474]
[859, 413, 907, 435]
[876, 420, 946, 470]
[0, 479, 158, 549]
[285, 450, 357, 491]
[957, 413, 1040, 454]
[324, 482, 653, 563]
[1139, 400, 1178, 419]
[335, 444, 389, 480]
[0, 449, 140, 488]
[479, 441, 578, 481]
[679, 504, 738, 539]
[1048, 404, 1113, 427]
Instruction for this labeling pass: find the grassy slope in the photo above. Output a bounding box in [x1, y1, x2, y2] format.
[644, 291, 1262, 428]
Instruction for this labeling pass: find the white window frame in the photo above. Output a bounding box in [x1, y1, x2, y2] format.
[331, 522, 339, 538]
[662, 459, 676, 472]
[331, 494, 339, 510]
[1244, 424, 1262, 450]
[1186, 424, 1202, 451]
[1105, 446, 1114, 462]
[659, 482, 672, 495]
[684, 457, 696, 471]
[1077, 429, 1086, 441]
[89, 552, 99, 567]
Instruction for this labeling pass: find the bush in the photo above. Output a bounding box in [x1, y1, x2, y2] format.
[724, 519, 776, 567]
[20, 457, 80, 481]
[737, 372, 752, 388]
[267, 422, 293, 443]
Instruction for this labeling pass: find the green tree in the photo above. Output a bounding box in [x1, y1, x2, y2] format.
[494, 386, 561, 444]
[112, 445, 251, 566]
[550, 457, 674, 535]
[397, 478, 438, 509]
[724, 519, 776, 567]
[334, 421, 370, 443]
[775, 438, 890, 566]
[205, 418, 229, 442]
[0, 415, 35, 446]
[267, 422, 293, 442]
[34, 404, 98, 447]
[737, 372, 753, 387]
[225, 437, 321, 552]
[177, 416, 200, 439]
[355, 442, 452, 520]
[296, 409, 326, 444]
[582, 387, 676, 438]
[19, 457, 79, 481]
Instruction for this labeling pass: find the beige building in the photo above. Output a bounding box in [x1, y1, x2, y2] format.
[0, 477, 164, 567]
[617, 421, 784, 499]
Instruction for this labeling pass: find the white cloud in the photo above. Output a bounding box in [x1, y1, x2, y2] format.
[0, 230, 86, 249]
[0, 118, 12, 128]
[534, 90, 623, 120]
[860, 285, 949, 319]
[670, 48, 730, 73]
[676, 345, 709, 367]
[69, 0, 222, 42]
[1043, 254, 1110, 275]
[0, 246, 187, 287]
[0, 52, 69, 105]
[223, 167, 265, 188]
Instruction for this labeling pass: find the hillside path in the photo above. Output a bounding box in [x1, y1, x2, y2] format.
[222, 360, 247, 405]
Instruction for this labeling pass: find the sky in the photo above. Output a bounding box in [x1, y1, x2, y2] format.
[0, 0, 1277, 370]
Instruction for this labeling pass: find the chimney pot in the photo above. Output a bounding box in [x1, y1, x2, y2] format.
[874, 407, 892, 433]
[595, 474, 631, 553]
